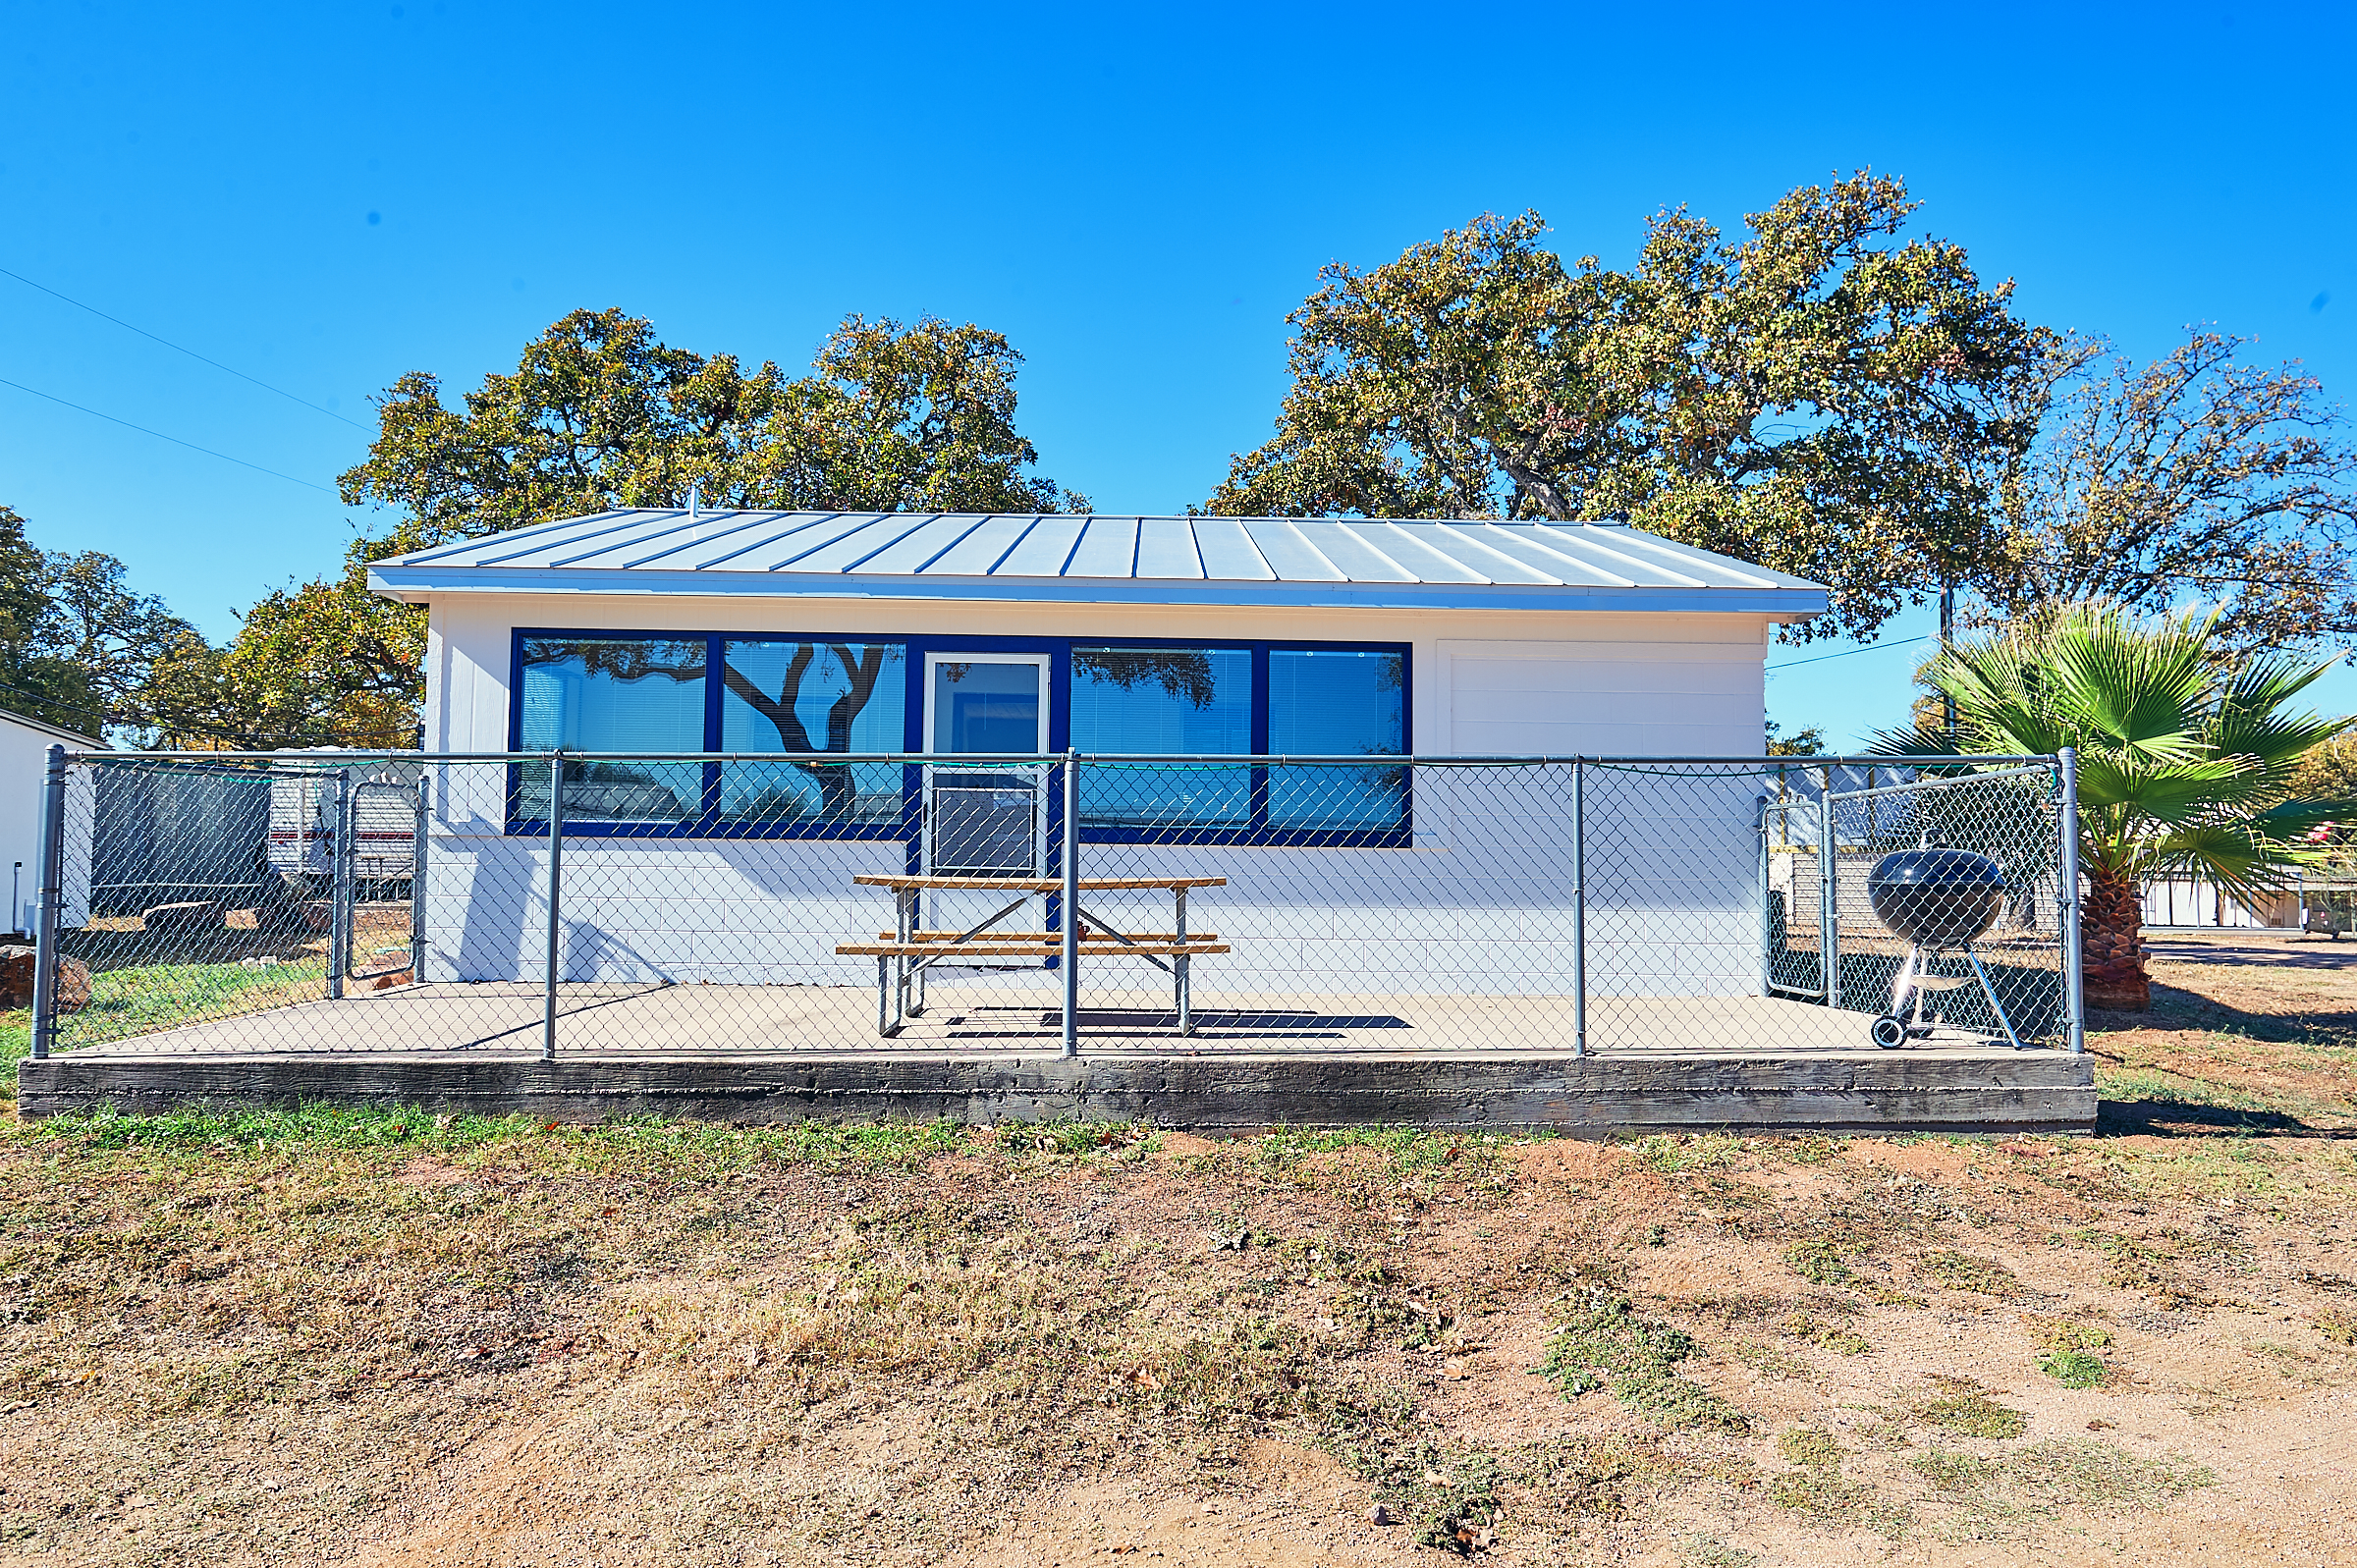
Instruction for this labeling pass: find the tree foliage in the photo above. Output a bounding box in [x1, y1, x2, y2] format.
[340, 307, 1086, 553]
[1876, 604, 2349, 1008]
[0, 505, 195, 740]
[143, 542, 426, 749]
[1206, 176, 2054, 640]
[1972, 330, 2357, 649]
[195, 307, 1084, 748]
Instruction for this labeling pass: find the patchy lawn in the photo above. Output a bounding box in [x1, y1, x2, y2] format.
[2, 934, 2354, 1566]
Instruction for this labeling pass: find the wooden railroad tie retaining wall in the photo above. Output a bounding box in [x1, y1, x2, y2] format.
[16, 1051, 2098, 1135]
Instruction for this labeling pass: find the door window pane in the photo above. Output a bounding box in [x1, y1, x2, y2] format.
[1268, 649, 1406, 830]
[518, 637, 705, 821]
[720, 641, 906, 825]
[931, 661, 1043, 753]
[1071, 646, 1251, 827]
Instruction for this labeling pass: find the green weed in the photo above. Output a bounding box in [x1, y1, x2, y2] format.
[993, 1119, 1156, 1161]
[2037, 1349, 2109, 1389]
[1780, 1312, 1870, 1355]
[2001, 1438, 2213, 1508]
[1784, 1240, 1852, 1286]
[2023, 1316, 2112, 1353]
[1539, 1289, 1749, 1433]
[1912, 1385, 2028, 1439]
[1628, 1134, 1753, 1174]
[1320, 1395, 1502, 1554]
[1917, 1250, 2022, 1297]
[1674, 1534, 1758, 1568]
[1777, 1428, 1841, 1468]
[1768, 1469, 1907, 1535]
[1906, 1449, 1999, 1490]
[1731, 1338, 1811, 1379]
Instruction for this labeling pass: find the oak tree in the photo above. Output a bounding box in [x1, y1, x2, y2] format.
[205, 307, 1085, 748]
[1206, 176, 2055, 641]
[1973, 330, 2357, 650]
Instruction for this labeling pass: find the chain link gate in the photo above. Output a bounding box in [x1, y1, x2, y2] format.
[26, 746, 2083, 1064]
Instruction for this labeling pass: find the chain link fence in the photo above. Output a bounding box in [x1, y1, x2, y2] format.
[26, 748, 2081, 1061]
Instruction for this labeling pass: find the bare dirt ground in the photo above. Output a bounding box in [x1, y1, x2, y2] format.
[4, 929, 2356, 1567]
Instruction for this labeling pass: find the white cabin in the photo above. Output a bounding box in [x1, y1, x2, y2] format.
[368, 511, 1829, 997]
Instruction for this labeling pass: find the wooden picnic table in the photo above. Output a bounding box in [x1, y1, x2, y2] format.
[838, 873, 1228, 1038]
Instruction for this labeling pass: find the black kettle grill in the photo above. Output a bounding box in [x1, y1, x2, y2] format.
[1862, 843, 2022, 1049]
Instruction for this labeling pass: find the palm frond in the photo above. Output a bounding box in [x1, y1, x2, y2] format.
[1907, 601, 2353, 898]
[2040, 609, 2212, 757]
[2145, 820, 2322, 901]
[2210, 652, 2351, 773]
[2069, 754, 2251, 820]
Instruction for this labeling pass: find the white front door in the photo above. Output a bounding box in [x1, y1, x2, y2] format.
[921, 653, 1052, 874]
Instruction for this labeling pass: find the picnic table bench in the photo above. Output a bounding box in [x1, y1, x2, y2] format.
[837, 874, 1227, 1038]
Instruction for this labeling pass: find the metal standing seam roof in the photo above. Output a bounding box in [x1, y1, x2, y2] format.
[366, 510, 1829, 617]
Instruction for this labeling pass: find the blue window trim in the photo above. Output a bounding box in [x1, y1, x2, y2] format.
[505, 627, 1412, 846]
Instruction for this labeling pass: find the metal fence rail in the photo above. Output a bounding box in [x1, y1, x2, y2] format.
[27, 746, 2082, 1062]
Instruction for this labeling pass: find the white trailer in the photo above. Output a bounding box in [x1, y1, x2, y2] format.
[267, 753, 422, 886]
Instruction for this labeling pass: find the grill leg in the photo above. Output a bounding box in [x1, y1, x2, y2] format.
[1889, 946, 1920, 1019]
[1965, 946, 2024, 1050]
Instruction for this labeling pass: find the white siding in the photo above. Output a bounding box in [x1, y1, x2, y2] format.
[0, 715, 99, 933]
[413, 595, 1781, 998]
[1439, 633, 1766, 757]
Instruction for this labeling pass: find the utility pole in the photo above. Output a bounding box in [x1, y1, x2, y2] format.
[1940, 579, 1957, 739]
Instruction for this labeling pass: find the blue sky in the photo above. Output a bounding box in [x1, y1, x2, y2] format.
[3, 0, 2351, 747]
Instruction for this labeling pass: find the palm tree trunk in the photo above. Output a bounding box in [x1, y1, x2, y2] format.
[2080, 864, 2150, 1010]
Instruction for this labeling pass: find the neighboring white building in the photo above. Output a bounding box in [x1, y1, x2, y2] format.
[368, 510, 1830, 996]
[0, 707, 100, 936]
[2140, 879, 2299, 930]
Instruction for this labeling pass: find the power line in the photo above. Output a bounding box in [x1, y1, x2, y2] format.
[1767, 634, 1931, 674]
[0, 376, 337, 494]
[0, 264, 368, 430]
[0, 672, 277, 749]
[0, 676, 117, 735]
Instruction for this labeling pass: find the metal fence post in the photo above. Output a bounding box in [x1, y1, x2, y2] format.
[1570, 757, 1587, 1057]
[28, 744, 66, 1061]
[326, 772, 352, 1000]
[1061, 748, 1079, 1059]
[1819, 767, 1838, 1009]
[543, 752, 564, 1062]
[1757, 788, 1774, 1001]
[410, 773, 428, 981]
[2057, 746, 2085, 1054]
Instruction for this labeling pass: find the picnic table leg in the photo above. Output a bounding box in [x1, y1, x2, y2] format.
[877, 955, 903, 1038]
[1175, 887, 1192, 1036]
[900, 887, 927, 1016]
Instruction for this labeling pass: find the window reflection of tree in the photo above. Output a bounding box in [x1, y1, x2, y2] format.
[523, 639, 706, 818]
[723, 644, 895, 821]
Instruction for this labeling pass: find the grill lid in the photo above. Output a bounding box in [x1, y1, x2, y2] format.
[1865, 847, 2006, 892]
[1866, 846, 2007, 946]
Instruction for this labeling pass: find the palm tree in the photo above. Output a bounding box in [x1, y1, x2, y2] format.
[1877, 604, 2350, 1010]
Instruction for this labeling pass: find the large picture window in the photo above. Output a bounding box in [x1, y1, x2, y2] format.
[720, 640, 905, 826]
[509, 629, 1408, 843]
[518, 637, 705, 822]
[1071, 646, 1252, 828]
[1268, 648, 1407, 830]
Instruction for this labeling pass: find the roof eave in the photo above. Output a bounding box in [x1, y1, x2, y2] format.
[367, 565, 1829, 621]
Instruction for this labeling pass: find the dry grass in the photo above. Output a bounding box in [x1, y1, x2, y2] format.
[3, 930, 2357, 1564]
